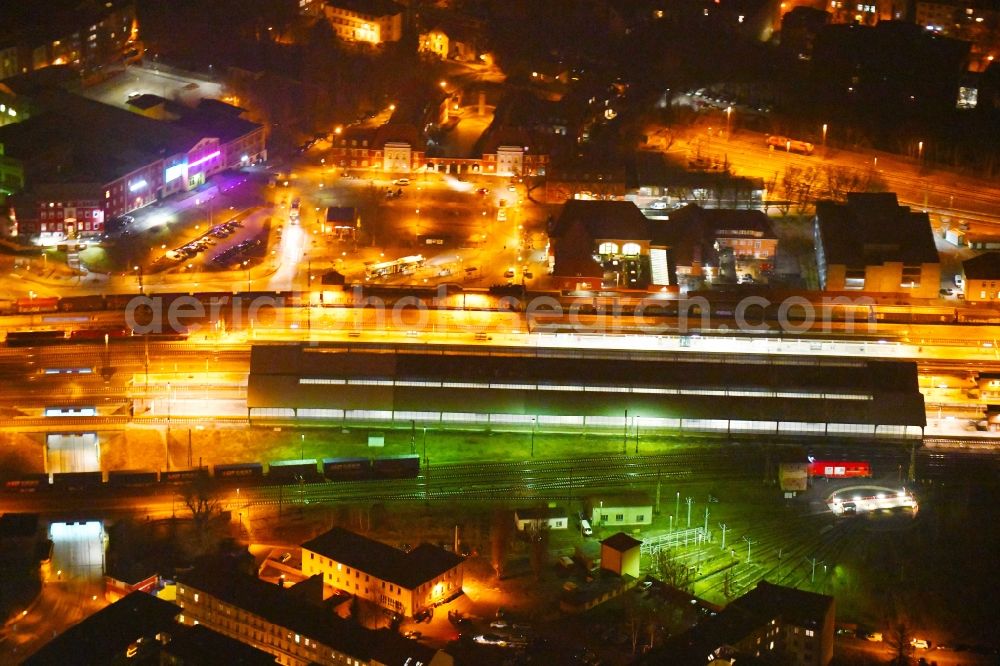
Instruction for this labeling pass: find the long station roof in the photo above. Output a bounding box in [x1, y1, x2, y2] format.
[248, 344, 926, 427]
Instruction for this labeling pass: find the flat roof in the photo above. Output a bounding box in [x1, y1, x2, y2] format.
[0, 91, 202, 184]
[248, 345, 925, 427]
[815, 193, 938, 267]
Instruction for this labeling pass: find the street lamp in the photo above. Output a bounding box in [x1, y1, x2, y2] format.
[634, 415, 640, 454]
[243, 259, 251, 292]
[133, 265, 143, 294]
[725, 106, 732, 138]
[822, 123, 828, 147]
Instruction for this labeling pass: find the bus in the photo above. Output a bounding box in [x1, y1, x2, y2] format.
[365, 255, 425, 279]
[766, 135, 814, 155]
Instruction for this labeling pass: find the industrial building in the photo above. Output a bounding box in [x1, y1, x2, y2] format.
[247, 344, 926, 440]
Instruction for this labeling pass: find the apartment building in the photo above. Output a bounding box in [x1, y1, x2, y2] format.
[301, 527, 463, 618]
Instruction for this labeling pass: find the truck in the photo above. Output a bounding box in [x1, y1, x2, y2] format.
[766, 135, 814, 155]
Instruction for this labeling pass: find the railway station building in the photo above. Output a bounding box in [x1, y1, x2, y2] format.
[247, 344, 926, 440]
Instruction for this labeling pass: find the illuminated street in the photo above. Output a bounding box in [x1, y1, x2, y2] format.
[1, 1, 999, 664]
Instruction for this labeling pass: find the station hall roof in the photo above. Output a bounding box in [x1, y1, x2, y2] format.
[248, 344, 926, 427]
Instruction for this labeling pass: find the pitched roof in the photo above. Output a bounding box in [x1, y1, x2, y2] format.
[516, 506, 568, 520]
[24, 592, 178, 665]
[301, 527, 462, 589]
[601, 532, 642, 552]
[550, 199, 649, 240]
[729, 581, 834, 628]
[0, 512, 38, 538]
[638, 582, 832, 665]
[962, 252, 1000, 280]
[178, 566, 372, 658]
[326, 0, 404, 17]
[650, 204, 776, 268]
[550, 219, 606, 279]
[815, 193, 938, 267]
[162, 624, 276, 665]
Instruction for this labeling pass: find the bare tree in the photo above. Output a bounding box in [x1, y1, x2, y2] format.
[490, 510, 512, 579]
[794, 166, 820, 214]
[182, 475, 220, 529]
[651, 548, 692, 591]
[527, 524, 550, 580]
[622, 592, 645, 655]
[885, 620, 914, 665]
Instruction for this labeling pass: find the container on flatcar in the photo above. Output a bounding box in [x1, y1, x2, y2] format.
[322, 457, 373, 481]
[372, 454, 420, 479]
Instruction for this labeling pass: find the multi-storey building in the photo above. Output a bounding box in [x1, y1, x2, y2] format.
[814, 193, 941, 299]
[176, 565, 450, 666]
[301, 527, 464, 618]
[0, 0, 140, 80]
[961, 251, 1000, 303]
[639, 582, 835, 666]
[0, 89, 265, 241]
[547, 200, 778, 291]
[915, 0, 1000, 69]
[322, 0, 404, 44]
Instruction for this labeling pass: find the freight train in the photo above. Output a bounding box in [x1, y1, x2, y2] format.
[1, 455, 420, 493]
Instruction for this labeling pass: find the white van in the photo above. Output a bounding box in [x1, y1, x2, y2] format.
[580, 519, 593, 537]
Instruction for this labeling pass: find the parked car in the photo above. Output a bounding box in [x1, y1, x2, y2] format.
[649, 200, 669, 210]
[393, 178, 410, 186]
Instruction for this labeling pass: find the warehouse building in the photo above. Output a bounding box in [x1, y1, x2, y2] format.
[247, 344, 925, 440]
